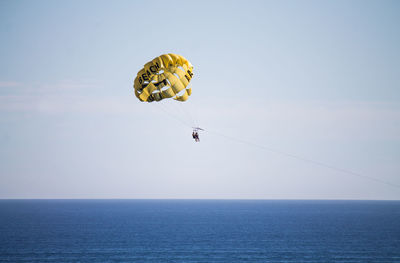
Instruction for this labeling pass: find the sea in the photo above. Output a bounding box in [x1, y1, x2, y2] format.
[0, 200, 399, 263]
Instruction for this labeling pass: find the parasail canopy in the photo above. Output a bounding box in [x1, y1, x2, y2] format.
[133, 53, 194, 102]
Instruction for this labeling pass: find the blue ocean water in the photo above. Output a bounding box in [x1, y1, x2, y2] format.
[0, 200, 399, 263]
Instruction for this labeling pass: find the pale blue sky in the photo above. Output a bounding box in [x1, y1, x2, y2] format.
[1, 0, 399, 199]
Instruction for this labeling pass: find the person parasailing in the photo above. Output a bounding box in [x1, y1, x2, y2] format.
[192, 127, 203, 142]
[192, 131, 199, 142]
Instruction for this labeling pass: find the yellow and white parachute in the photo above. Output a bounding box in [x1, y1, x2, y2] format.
[133, 54, 194, 102]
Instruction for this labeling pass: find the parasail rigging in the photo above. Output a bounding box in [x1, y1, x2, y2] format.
[133, 53, 202, 141]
